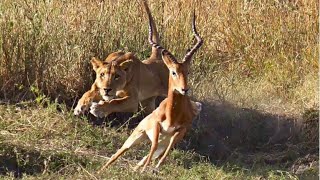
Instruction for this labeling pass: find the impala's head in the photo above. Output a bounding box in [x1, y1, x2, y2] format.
[161, 52, 190, 95]
[91, 52, 135, 100]
[148, 11, 203, 95]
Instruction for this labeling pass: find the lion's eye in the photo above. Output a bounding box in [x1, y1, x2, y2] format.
[115, 74, 120, 80]
[100, 73, 105, 77]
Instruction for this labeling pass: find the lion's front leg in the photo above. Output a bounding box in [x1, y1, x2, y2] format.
[74, 89, 102, 116]
[89, 96, 139, 118]
[140, 96, 156, 115]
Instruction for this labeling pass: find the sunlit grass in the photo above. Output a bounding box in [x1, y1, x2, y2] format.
[0, 0, 318, 116]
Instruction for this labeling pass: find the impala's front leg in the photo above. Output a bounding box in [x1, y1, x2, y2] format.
[90, 96, 139, 118]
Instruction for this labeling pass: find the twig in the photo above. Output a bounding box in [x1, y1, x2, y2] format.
[78, 163, 98, 180]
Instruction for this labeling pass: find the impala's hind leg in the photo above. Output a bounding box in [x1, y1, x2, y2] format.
[98, 129, 147, 173]
[133, 143, 166, 171]
[141, 121, 161, 172]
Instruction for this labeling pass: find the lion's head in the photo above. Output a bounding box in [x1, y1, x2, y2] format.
[91, 52, 136, 101]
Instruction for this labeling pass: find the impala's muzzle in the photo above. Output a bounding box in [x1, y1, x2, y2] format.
[176, 88, 189, 95]
[181, 88, 189, 94]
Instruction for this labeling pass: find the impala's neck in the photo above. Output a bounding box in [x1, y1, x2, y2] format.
[165, 79, 189, 125]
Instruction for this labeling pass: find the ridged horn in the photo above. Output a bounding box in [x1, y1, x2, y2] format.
[147, 6, 178, 64]
[183, 10, 203, 63]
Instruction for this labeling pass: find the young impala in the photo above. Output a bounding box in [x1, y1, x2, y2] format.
[98, 1, 203, 173]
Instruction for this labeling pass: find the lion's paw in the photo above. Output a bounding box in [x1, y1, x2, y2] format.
[90, 102, 109, 118]
[74, 103, 89, 116]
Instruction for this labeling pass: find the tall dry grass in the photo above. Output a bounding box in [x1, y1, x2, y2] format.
[0, 0, 318, 115]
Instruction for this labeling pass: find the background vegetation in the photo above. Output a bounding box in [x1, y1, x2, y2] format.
[0, 0, 318, 179]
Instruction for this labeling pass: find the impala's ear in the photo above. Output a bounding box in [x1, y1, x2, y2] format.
[119, 59, 133, 72]
[91, 57, 103, 72]
[161, 50, 176, 67]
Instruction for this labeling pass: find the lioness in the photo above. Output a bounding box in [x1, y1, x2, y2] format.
[74, 2, 169, 117]
[88, 52, 168, 118]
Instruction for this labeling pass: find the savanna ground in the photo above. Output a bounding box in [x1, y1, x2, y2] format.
[0, 0, 319, 179]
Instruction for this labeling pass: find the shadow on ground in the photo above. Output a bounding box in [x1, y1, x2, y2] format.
[182, 100, 318, 178]
[88, 99, 318, 178]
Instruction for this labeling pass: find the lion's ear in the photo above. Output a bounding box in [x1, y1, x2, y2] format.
[119, 59, 133, 72]
[91, 57, 103, 72]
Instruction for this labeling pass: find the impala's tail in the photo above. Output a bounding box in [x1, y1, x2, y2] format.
[142, 0, 161, 60]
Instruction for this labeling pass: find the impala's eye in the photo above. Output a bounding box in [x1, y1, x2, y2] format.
[172, 71, 177, 76]
[115, 74, 120, 80]
[100, 73, 105, 77]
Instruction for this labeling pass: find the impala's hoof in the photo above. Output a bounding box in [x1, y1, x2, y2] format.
[133, 165, 140, 172]
[195, 102, 202, 112]
[191, 101, 202, 116]
[152, 168, 160, 174]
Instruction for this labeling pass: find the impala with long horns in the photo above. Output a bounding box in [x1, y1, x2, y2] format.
[98, 0, 203, 173]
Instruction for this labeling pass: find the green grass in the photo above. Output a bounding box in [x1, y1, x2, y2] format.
[1, 101, 315, 179]
[0, 0, 318, 116]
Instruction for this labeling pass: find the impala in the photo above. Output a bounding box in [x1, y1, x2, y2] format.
[98, 0, 203, 172]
